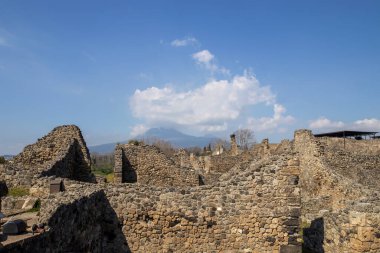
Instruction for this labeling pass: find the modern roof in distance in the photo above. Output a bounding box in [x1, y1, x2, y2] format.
[314, 130, 378, 138]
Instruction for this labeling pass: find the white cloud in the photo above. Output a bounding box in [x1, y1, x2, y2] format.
[192, 49, 230, 75]
[171, 37, 199, 47]
[309, 117, 345, 130]
[247, 104, 295, 132]
[130, 72, 280, 134]
[192, 50, 214, 63]
[353, 118, 380, 131]
[309, 117, 380, 132]
[130, 124, 149, 137]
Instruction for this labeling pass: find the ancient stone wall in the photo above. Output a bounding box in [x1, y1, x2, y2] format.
[250, 139, 291, 159]
[318, 137, 380, 155]
[107, 155, 302, 253]
[172, 149, 193, 168]
[318, 137, 380, 190]
[294, 129, 372, 216]
[0, 125, 94, 187]
[322, 200, 380, 253]
[2, 186, 129, 253]
[230, 134, 239, 156]
[303, 198, 380, 253]
[113, 143, 200, 187]
[294, 129, 380, 253]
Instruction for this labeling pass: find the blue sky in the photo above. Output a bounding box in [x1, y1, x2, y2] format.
[1, 0, 380, 154]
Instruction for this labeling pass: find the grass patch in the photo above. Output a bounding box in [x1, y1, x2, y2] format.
[105, 173, 114, 183]
[8, 187, 29, 197]
[92, 164, 114, 183]
[92, 164, 113, 176]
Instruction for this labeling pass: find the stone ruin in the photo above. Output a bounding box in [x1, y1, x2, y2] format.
[1, 125, 379, 253]
[0, 125, 95, 188]
[113, 143, 200, 187]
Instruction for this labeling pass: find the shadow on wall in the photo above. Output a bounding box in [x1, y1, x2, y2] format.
[303, 217, 325, 253]
[2, 190, 131, 253]
[123, 155, 137, 183]
[40, 139, 96, 183]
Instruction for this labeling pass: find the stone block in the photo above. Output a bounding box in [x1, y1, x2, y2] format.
[279, 245, 301, 253]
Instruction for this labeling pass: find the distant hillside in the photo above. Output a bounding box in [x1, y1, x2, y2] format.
[88, 142, 126, 154]
[2, 155, 14, 160]
[138, 128, 219, 148]
[88, 128, 220, 154]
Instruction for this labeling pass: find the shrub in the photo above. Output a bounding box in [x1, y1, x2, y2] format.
[0, 156, 6, 164]
[28, 199, 41, 212]
[128, 139, 143, 146]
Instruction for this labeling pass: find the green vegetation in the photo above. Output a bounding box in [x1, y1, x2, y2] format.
[0, 156, 6, 164]
[28, 199, 41, 212]
[8, 187, 29, 197]
[92, 164, 113, 176]
[91, 153, 114, 183]
[299, 220, 311, 237]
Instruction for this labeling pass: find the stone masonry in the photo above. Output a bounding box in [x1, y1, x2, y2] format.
[2, 125, 380, 253]
[0, 125, 95, 187]
[294, 129, 380, 252]
[113, 143, 200, 187]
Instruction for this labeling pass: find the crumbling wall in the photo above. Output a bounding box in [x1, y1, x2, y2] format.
[0, 125, 94, 187]
[318, 137, 380, 155]
[294, 130, 371, 218]
[294, 129, 380, 253]
[5, 154, 302, 253]
[251, 139, 291, 159]
[3, 186, 129, 253]
[303, 199, 380, 253]
[324, 201, 380, 253]
[113, 143, 200, 187]
[108, 155, 302, 253]
[172, 149, 193, 168]
[318, 137, 380, 190]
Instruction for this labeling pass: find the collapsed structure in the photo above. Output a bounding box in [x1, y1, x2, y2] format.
[0, 125, 95, 188]
[0, 125, 379, 253]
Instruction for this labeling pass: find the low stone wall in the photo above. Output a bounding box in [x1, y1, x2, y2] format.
[1, 196, 30, 214]
[113, 143, 200, 187]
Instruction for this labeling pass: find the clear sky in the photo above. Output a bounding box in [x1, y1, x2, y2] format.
[1, 0, 380, 154]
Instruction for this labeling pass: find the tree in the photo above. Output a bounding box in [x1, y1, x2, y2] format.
[0, 156, 6, 164]
[233, 128, 255, 150]
[142, 136, 176, 156]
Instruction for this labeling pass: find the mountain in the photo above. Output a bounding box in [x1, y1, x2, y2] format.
[88, 142, 126, 154]
[139, 128, 220, 148]
[88, 128, 220, 154]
